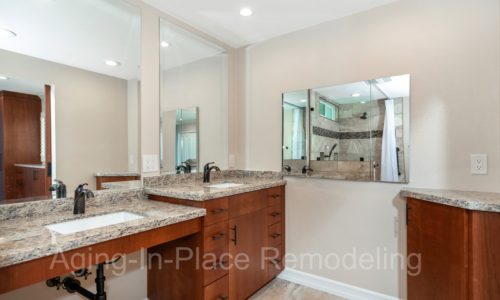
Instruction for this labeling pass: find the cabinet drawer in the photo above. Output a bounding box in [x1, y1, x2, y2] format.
[264, 245, 284, 279]
[204, 222, 228, 253]
[229, 190, 267, 218]
[267, 186, 283, 206]
[266, 205, 282, 225]
[204, 197, 229, 226]
[203, 248, 229, 286]
[204, 275, 229, 300]
[268, 222, 282, 247]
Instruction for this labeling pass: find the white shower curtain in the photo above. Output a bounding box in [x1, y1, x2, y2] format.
[291, 108, 305, 159]
[381, 99, 399, 181]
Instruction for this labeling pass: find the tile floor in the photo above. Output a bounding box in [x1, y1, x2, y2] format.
[249, 279, 346, 300]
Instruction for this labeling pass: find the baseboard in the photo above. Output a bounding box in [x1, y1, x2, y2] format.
[278, 268, 399, 300]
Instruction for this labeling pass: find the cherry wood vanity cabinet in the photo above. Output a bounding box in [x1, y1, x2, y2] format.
[148, 185, 286, 300]
[406, 198, 500, 300]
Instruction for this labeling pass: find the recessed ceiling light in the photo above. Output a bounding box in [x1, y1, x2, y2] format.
[105, 60, 121, 67]
[352, 93, 361, 97]
[240, 7, 253, 17]
[0, 28, 17, 38]
[300, 99, 307, 103]
[0, 76, 8, 80]
[161, 41, 170, 48]
[361, 101, 366, 104]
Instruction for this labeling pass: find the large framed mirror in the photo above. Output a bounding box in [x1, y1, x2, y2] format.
[0, 0, 141, 203]
[159, 18, 229, 174]
[282, 74, 410, 183]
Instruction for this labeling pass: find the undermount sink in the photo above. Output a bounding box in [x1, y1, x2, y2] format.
[207, 183, 245, 189]
[45, 212, 144, 235]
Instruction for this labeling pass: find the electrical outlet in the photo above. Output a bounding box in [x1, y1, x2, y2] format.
[471, 154, 487, 175]
[142, 154, 159, 173]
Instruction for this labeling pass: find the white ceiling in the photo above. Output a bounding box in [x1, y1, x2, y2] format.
[0, 77, 45, 99]
[143, 0, 399, 48]
[0, 0, 140, 80]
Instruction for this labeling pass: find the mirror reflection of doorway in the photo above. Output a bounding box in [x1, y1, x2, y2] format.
[0, 77, 52, 204]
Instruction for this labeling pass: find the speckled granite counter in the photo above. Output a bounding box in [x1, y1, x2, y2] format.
[0, 189, 205, 268]
[401, 188, 500, 213]
[102, 180, 141, 190]
[144, 170, 286, 201]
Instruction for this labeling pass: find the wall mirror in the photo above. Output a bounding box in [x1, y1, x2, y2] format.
[0, 0, 141, 204]
[159, 18, 229, 173]
[282, 74, 410, 183]
[160, 107, 199, 173]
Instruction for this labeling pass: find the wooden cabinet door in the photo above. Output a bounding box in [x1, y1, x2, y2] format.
[229, 209, 267, 300]
[407, 198, 468, 300]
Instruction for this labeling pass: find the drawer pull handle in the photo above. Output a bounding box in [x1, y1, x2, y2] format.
[231, 225, 237, 245]
[212, 232, 225, 240]
[270, 194, 280, 199]
[212, 259, 228, 270]
[218, 296, 228, 300]
[271, 212, 280, 217]
[271, 233, 281, 239]
[211, 208, 227, 215]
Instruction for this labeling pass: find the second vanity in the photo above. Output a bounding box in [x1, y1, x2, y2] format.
[0, 170, 286, 300]
[145, 170, 286, 300]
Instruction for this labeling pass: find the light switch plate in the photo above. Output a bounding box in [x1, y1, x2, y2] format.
[142, 154, 159, 173]
[471, 154, 487, 175]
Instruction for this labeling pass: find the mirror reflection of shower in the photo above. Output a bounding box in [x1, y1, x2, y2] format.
[282, 90, 308, 174]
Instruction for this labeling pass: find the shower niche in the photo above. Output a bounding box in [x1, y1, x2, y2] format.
[282, 74, 410, 183]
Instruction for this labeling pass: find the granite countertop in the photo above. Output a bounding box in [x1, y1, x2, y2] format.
[401, 188, 500, 213]
[0, 194, 205, 268]
[102, 180, 142, 190]
[146, 177, 286, 201]
[94, 172, 140, 177]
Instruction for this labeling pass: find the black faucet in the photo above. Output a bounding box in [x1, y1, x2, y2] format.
[302, 166, 313, 174]
[282, 165, 291, 172]
[73, 183, 94, 214]
[49, 179, 67, 199]
[176, 161, 192, 174]
[203, 162, 220, 183]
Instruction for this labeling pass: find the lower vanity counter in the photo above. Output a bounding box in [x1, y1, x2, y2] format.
[0, 188, 206, 295]
[401, 188, 500, 300]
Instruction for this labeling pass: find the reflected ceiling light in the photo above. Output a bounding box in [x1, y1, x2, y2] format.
[0, 28, 17, 38]
[105, 60, 121, 67]
[240, 7, 253, 17]
[361, 101, 366, 104]
[0, 76, 8, 80]
[300, 99, 307, 103]
[161, 41, 170, 48]
[351, 93, 361, 97]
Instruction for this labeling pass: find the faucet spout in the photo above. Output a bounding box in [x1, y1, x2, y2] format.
[203, 162, 220, 183]
[73, 183, 94, 215]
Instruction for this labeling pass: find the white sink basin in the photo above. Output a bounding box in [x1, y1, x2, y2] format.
[45, 212, 144, 235]
[207, 183, 245, 189]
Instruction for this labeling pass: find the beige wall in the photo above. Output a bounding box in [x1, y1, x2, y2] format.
[241, 0, 499, 297]
[161, 56, 229, 170]
[0, 49, 129, 190]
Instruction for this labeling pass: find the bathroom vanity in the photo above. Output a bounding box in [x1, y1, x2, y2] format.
[0, 189, 205, 295]
[0, 171, 286, 300]
[94, 172, 141, 190]
[402, 188, 500, 300]
[145, 171, 286, 300]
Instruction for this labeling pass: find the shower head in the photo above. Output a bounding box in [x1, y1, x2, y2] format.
[360, 112, 367, 120]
